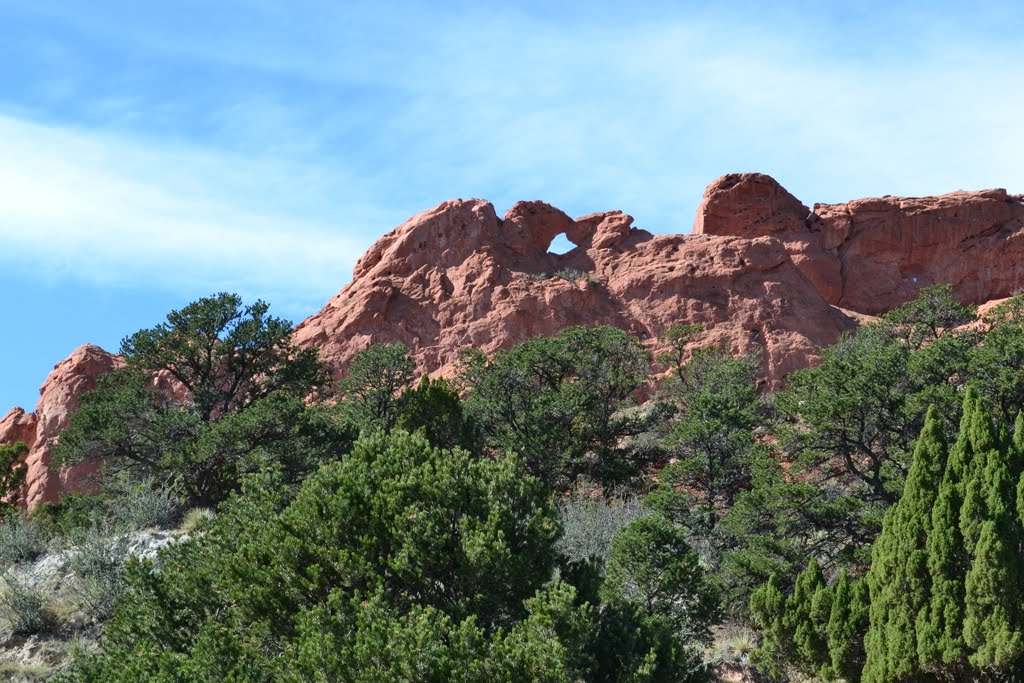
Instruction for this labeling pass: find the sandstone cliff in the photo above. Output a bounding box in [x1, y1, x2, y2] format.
[292, 198, 856, 385]
[6, 173, 1024, 507]
[694, 173, 1024, 314]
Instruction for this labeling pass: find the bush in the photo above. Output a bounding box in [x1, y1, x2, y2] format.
[33, 478, 181, 541]
[553, 268, 600, 286]
[0, 513, 47, 565]
[603, 514, 721, 643]
[179, 507, 216, 533]
[67, 528, 133, 620]
[108, 476, 182, 530]
[32, 493, 108, 538]
[0, 571, 57, 634]
[556, 492, 646, 565]
[705, 624, 759, 669]
[56, 432, 710, 681]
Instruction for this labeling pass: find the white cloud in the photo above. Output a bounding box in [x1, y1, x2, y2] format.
[1, 2, 1023, 319]
[0, 114, 399, 316]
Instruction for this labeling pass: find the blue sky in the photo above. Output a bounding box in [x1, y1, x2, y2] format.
[2, 1, 1023, 412]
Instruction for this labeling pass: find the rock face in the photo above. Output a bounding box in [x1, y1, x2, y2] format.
[7, 173, 1024, 508]
[0, 345, 121, 508]
[293, 198, 858, 386]
[695, 173, 1024, 314]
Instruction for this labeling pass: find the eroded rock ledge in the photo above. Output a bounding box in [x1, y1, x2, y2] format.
[694, 173, 1024, 314]
[8, 173, 1024, 507]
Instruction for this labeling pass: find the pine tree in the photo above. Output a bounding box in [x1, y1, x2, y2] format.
[963, 521, 1023, 670]
[1016, 407, 1024, 553]
[749, 573, 789, 680]
[863, 406, 948, 682]
[786, 558, 829, 669]
[1012, 411, 1024, 477]
[920, 391, 977, 670]
[862, 507, 897, 683]
[809, 582, 833, 666]
[962, 400, 1023, 671]
[825, 571, 869, 682]
[960, 398, 999, 557]
[1007, 413, 1024, 536]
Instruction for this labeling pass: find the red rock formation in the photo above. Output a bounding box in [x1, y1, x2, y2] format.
[9, 175, 1024, 507]
[293, 198, 858, 386]
[0, 345, 121, 508]
[695, 173, 1024, 314]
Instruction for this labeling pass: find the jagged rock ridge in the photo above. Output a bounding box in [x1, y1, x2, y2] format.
[292, 198, 856, 385]
[0, 345, 120, 507]
[7, 173, 1024, 508]
[695, 173, 1024, 314]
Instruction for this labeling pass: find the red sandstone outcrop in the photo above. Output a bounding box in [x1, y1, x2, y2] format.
[293, 198, 858, 386]
[0, 345, 121, 508]
[695, 173, 1024, 314]
[8, 175, 1024, 508]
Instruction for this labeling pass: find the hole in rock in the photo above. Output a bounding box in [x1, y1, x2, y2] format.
[547, 232, 575, 255]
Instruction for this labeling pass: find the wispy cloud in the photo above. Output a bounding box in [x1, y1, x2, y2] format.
[0, 114, 393, 317]
[1, 1, 1023, 415]
[1, 1, 1023, 314]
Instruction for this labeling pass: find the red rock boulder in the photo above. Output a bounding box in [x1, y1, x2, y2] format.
[0, 345, 121, 508]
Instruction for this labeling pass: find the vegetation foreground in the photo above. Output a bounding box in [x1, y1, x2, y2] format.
[2, 285, 1024, 681]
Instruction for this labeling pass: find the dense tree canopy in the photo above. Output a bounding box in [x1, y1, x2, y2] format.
[33, 285, 1024, 682]
[53, 293, 343, 506]
[753, 393, 1024, 682]
[645, 347, 763, 542]
[460, 325, 653, 489]
[58, 431, 712, 682]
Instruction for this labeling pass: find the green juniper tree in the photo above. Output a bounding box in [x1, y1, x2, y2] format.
[824, 570, 869, 682]
[336, 342, 415, 433]
[958, 397, 1002, 558]
[395, 376, 480, 451]
[0, 442, 27, 513]
[757, 392, 1024, 682]
[858, 391, 1024, 681]
[750, 559, 854, 681]
[54, 293, 340, 507]
[881, 283, 976, 350]
[602, 514, 720, 643]
[57, 431, 715, 682]
[785, 558, 829, 670]
[916, 392, 982, 673]
[749, 573, 789, 680]
[862, 406, 948, 683]
[961, 413, 1023, 671]
[970, 294, 1024, 423]
[460, 326, 651, 489]
[645, 347, 763, 543]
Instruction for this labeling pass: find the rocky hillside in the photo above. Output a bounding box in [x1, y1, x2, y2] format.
[4, 173, 1023, 508]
